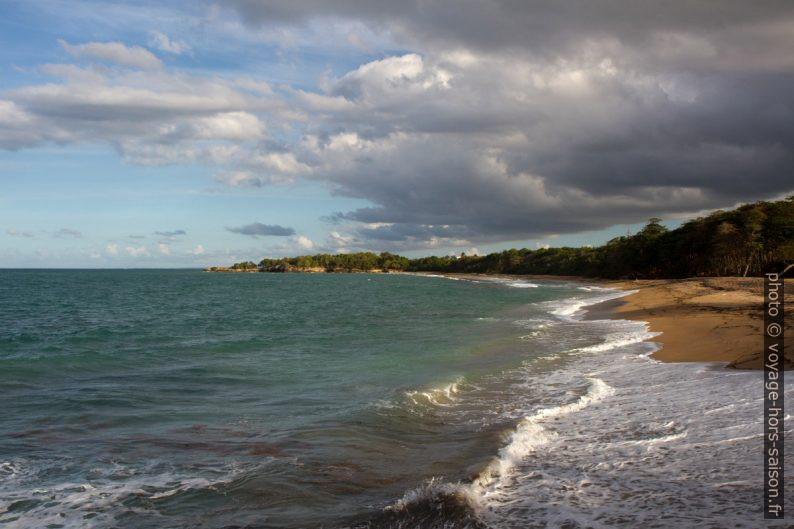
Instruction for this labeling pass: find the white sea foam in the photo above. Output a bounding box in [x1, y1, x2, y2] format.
[386, 377, 619, 520]
[572, 327, 659, 353]
[419, 273, 462, 281]
[0, 461, 247, 529]
[478, 277, 541, 289]
[406, 378, 463, 408]
[504, 281, 539, 288]
[577, 285, 614, 292]
[473, 377, 615, 490]
[513, 318, 554, 330]
[546, 288, 636, 320]
[387, 282, 786, 529]
[0, 461, 24, 479]
[476, 338, 792, 528]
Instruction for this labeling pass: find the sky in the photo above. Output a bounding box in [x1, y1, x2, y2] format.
[1, 1, 794, 268]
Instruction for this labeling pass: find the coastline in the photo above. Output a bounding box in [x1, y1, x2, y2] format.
[418, 271, 792, 370]
[206, 268, 790, 369]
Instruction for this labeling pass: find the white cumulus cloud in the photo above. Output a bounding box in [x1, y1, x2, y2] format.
[148, 31, 191, 55]
[126, 245, 150, 257]
[295, 235, 314, 250]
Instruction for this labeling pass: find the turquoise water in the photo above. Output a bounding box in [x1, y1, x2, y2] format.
[1, 271, 785, 528]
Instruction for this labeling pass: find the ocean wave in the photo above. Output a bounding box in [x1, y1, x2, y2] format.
[475, 277, 540, 289]
[545, 288, 636, 320]
[512, 318, 554, 330]
[0, 461, 24, 479]
[366, 377, 616, 528]
[418, 274, 462, 281]
[389, 477, 483, 515]
[474, 377, 615, 488]
[406, 378, 463, 408]
[504, 281, 539, 288]
[572, 328, 659, 353]
[354, 478, 486, 529]
[577, 285, 614, 292]
[0, 461, 247, 529]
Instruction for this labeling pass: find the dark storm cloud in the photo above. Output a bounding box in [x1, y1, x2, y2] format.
[230, 1, 794, 69]
[325, 138, 721, 244]
[226, 1, 794, 249]
[226, 223, 296, 237]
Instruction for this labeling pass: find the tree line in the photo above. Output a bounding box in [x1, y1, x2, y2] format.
[256, 251, 411, 273]
[228, 197, 794, 278]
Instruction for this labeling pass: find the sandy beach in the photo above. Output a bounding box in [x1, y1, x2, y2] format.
[438, 272, 792, 369]
[598, 277, 793, 369]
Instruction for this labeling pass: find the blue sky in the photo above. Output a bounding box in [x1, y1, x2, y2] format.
[2, 1, 793, 267]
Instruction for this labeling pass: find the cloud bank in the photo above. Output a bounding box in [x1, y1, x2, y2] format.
[2, 1, 794, 253]
[225, 0, 794, 250]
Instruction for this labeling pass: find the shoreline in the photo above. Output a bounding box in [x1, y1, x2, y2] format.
[204, 269, 790, 369]
[593, 277, 792, 369]
[416, 272, 792, 370]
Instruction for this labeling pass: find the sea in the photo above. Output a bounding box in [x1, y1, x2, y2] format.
[0, 270, 790, 529]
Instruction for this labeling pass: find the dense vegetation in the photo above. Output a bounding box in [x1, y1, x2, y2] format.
[257, 252, 411, 273]
[227, 197, 794, 278]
